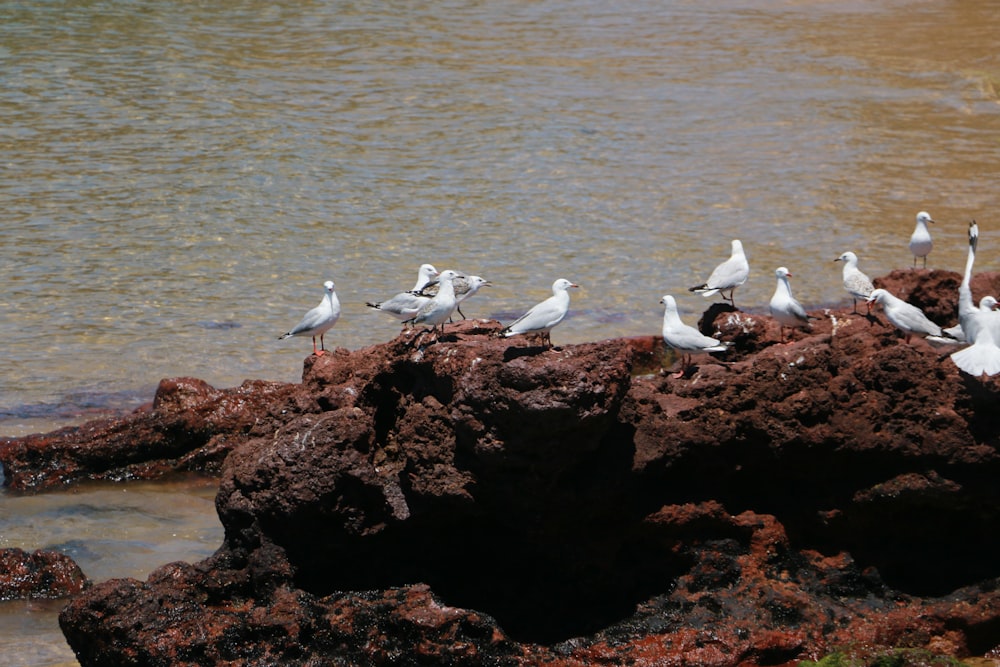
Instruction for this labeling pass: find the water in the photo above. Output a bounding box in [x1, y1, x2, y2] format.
[0, 475, 222, 666]
[2, 0, 998, 438]
[0, 1, 999, 663]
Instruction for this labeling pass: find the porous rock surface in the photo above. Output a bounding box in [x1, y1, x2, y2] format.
[5, 270, 999, 665]
[0, 548, 90, 600]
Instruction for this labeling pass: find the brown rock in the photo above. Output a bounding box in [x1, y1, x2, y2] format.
[0, 378, 297, 490]
[40, 274, 1000, 664]
[0, 547, 89, 600]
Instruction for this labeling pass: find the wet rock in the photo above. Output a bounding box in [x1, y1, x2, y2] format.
[0, 547, 89, 600]
[44, 274, 1000, 664]
[0, 378, 297, 490]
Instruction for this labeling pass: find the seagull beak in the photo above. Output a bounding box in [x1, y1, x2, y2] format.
[571, 283, 580, 288]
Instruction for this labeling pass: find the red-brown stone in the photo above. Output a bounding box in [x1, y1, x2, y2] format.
[0, 547, 89, 600]
[19, 271, 1000, 665]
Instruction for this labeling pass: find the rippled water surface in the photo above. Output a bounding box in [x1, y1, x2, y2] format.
[1, 1, 999, 662]
[3, 0, 1000, 437]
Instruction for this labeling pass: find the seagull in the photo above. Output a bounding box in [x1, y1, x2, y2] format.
[501, 278, 579, 347]
[278, 280, 341, 356]
[834, 251, 874, 313]
[950, 221, 1000, 376]
[867, 288, 953, 343]
[952, 220, 981, 342]
[769, 267, 815, 342]
[404, 270, 464, 334]
[689, 239, 749, 307]
[411, 275, 492, 319]
[659, 294, 730, 378]
[909, 211, 934, 268]
[366, 264, 439, 322]
[951, 298, 1000, 377]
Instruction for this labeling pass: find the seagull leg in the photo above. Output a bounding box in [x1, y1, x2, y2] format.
[671, 354, 690, 379]
[312, 336, 322, 356]
[457, 305, 466, 320]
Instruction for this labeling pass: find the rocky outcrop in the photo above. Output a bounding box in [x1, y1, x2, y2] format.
[0, 377, 297, 490]
[38, 271, 1000, 664]
[0, 548, 89, 600]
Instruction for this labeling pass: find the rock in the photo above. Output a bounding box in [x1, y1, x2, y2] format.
[0, 548, 89, 600]
[0, 378, 297, 490]
[41, 274, 1000, 664]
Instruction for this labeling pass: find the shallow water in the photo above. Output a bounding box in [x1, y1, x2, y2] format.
[0, 475, 222, 666]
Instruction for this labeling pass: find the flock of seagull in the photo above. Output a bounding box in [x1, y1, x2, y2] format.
[278, 265, 579, 354]
[278, 210, 1000, 379]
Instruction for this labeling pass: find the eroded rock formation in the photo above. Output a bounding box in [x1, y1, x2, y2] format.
[3, 270, 999, 665]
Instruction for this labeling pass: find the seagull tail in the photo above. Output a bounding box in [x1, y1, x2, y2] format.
[365, 302, 382, 310]
[689, 284, 719, 297]
[278, 332, 292, 340]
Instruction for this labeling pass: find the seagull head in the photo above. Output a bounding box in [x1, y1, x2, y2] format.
[324, 280, 335, 292]
[468, 276, 491, 289]
[834, 251, 858, 264]
[916, 211, 935, 225]
[867, 288, 888, 304]
[553, 279, 579, 292]
[775, 266, 792, 279]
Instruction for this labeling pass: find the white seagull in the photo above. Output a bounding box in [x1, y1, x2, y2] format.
[404, 270, 464, 334]
[951, 298, 1000, 377]
[769, 267, 814, 342]
[501, 278, 579, 347]
[950, 220, 981, 343]
[278, 280, 341, 356]
[366, 263, 439, 322]
[689, 239, 749, 307]
[950, 220, 1000, 376]
[867, 288, 952, 344]
[411, 275, 492, 319]
[659, 294, 730, 377]
[834, 251, 874, 313]
[909, 211, 935, 268]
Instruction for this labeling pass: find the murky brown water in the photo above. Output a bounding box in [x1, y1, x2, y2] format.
[3, 0, 999, 439]
[1, 0, 999, 663]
